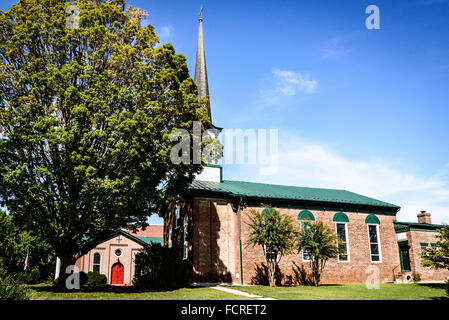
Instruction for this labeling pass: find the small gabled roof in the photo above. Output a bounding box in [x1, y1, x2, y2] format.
[87, 229, 163, 249]
[188, 179, 400, 212]
[394, 221, 445, 233]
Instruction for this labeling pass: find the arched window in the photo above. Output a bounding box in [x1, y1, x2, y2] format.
[365, 214, 382, 262]
[333, 212, 349, 223]
[333, 212, 350, 262]
[298, 210, 315, 221]
[365, 214, 380, 224]
[261, 207, 278, 219]
[93, 252, 101, 273]
[298, 210, 315, 262]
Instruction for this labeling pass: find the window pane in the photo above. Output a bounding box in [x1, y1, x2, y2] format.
[370, 244, 379, 255]
[93, 264, 100, 273]
[302, 221, 311, 231]
[339, 243, 348, 261]
[303, 249, 311, 261]
[368, 225, 377, 243]
[93, 253, 101, 264]
[337, 223, 346, 241]
[371, 254, 380, 262]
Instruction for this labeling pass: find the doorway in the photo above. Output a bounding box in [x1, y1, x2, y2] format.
[398, 241, 411, 272]
[111, 262, 124, 285]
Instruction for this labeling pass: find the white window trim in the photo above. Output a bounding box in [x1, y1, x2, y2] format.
[367, 224, 382, 263]
[335, 222, 351, 263]
[300, 221, 311, 262]
[92, 252, 102, 273]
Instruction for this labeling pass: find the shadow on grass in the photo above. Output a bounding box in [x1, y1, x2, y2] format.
[429, 296, 449, 301]
[26, 284, 187, 294]
[417, 283, 446, 290]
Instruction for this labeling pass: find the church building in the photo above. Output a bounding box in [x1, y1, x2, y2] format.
[73, 11, 448, 287]
[163, 11, 449, 286]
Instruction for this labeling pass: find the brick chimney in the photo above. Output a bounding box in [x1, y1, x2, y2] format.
[417, 211, 431, 224]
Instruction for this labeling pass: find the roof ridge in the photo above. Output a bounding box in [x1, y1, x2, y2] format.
[223, 179, 346, 191]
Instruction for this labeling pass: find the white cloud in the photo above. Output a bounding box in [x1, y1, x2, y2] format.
[262, 69, 318, 104]
[157, 25, 174, 43]
[225, 136, 449, 224]
[321, 38, 353, 60]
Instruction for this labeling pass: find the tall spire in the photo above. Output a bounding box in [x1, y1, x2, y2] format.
[194, 5, 212, 121]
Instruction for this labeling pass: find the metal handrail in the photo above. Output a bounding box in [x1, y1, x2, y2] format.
[392, 264, 401, 281]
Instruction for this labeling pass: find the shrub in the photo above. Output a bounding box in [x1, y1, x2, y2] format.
[85, 272, 107, 290]
[412, 273, 421, 283]
[0, 275, 30, 300]
[22, 268, 41, 284]
[133, 243, 188, 289]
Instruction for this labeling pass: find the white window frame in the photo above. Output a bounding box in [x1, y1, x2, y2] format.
[168, 224, 173, 248]
[183, 215, 189, 260]
[300, 221, 311, 262]
[367, 224, 382, 263]
[92, 252, 101, 273]
[335, 222, 350, 263]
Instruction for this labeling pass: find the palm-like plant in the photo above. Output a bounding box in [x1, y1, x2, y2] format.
[297, 220, 339, 286]
[246, 206, 297, 287]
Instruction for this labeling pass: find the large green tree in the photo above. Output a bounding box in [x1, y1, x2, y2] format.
[0, 0, 210, 287]
[246, 206, 297, 287]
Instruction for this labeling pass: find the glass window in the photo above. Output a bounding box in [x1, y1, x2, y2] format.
[93, 253, 101, 273]
[420, 243, 428, 252]
[115, 249, 122, 257]
[336, 223, 349, 262]
[368, 225, 381, 262]
[301, 221, 312, 262]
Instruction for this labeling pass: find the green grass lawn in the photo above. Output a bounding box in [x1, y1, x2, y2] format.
[230, 283, 448, 300]
[26, 283, 448, 300]
[26, 284, 253, 300]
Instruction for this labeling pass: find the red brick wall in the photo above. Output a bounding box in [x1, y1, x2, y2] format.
[191, 197, 240, 284]
[130, 225, 163, 238]
[167, 196, 449, 285]
[239, 205, 400, 285]
[405, 230, 449, 281]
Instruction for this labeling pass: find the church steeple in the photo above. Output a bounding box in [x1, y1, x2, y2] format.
[194, 6, 212, 121]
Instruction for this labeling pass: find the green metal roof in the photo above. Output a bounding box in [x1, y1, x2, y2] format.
[137, 236, 164, 246]
[394, 221, 444, 233]
[189, 180, 400, 211]
[85, 230, 163, 249]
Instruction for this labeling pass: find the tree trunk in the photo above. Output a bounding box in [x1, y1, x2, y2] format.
[267, 260, 276, 287]
[55, 253, 77, 290]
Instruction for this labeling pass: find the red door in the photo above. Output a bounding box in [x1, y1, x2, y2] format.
[111, 262, 124, 285]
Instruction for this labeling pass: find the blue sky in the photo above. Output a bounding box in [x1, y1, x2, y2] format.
[1, 0, 449, 224]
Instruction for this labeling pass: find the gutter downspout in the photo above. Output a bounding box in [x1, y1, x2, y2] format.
[237, 196, 244, 285]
